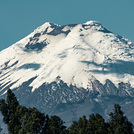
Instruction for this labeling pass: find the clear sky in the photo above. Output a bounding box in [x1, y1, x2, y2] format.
[0, 0, 134, 51]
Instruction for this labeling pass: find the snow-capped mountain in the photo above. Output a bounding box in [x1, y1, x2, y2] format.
[1, 21, 134, 126]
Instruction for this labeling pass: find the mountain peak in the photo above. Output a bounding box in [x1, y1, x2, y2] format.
[0, 20, 134, 93]
[34, 22, 58, 34]
[84, 20, 101, 25]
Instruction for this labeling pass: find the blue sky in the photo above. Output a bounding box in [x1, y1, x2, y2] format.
[0, 0, 134, 51]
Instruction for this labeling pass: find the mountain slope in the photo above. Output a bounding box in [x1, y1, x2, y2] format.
[0, 21, 134, 126]
[0, 21, 134, 93]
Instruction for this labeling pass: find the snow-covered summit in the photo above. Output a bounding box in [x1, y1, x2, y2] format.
[84, 20, 101, 25]
[0, 21, 134, 93]
[34, 22, 58, 34]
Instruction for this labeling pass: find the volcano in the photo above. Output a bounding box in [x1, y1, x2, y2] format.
[0, 21, 134, 126]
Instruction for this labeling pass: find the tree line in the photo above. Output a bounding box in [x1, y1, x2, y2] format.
[0, 89, 133, 134]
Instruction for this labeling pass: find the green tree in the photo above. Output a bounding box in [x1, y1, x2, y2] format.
[43, 115, 67, 134]
[18, 107, 47, 134]
[69, 115, 88, 134]
[69, 121, 79, 134]
[108, 104, 134, 134]
[86, 113, 108, 134]
[69, 114, 108, 134]
[0, 89, 20, 134]
[0, 99, 9, 124]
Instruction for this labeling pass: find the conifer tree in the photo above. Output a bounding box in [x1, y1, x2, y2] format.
[78, 116, 88, 134]
[86, 113, 108, 134]
[0, 89, 20, 134]
[108, 104, 134, 134]
[69, 115, 88, 134]
[43, 115, 67, 134]
[0, 99, 9, 124]
[69, 121, 79, 134]
[18, 107, 46, 134]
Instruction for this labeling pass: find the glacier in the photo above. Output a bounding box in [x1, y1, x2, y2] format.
[0, 21, 134, 93]
[0, 20, 134, 127]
